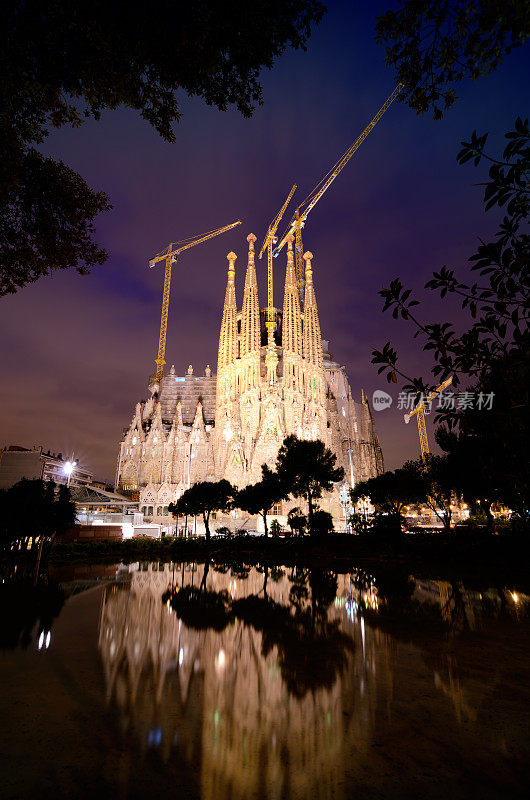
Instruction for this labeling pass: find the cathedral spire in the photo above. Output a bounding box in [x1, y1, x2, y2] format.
[302, 251, 323, 370]
[282, 234, 302, 357]
[217, 251, 238, 374]
[240, 233, 260, 357]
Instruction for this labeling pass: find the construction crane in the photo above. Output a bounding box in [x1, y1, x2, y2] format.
[258, 184, 297, 346]
[149, 220, 241, 382]
[274, 84, 403, 301]
[404, 376, 453, 460]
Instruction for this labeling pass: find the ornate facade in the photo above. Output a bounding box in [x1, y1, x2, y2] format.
[115, 234, 383, 526]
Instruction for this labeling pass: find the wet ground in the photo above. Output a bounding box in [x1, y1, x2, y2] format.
[1, 561, 529, 799]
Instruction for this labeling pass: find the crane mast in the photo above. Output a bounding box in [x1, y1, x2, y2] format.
[258, 184, 297, 347]
[149, 220, 241, 382]
[404, 376, 453, 461]
[275, 84, 403, 301]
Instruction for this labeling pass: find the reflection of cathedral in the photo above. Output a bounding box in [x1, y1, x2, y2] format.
[115, 234, 383, 525]
[99, 563, 394, 799]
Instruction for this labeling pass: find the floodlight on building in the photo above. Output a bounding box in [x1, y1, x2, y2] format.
[64, 460, 77, 487]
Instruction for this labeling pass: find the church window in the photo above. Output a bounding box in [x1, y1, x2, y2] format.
[147, 506, 154, 516]
[156, 506, 162, 515]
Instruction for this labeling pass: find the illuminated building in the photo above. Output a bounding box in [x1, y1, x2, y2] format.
[115, 234, 383, 527]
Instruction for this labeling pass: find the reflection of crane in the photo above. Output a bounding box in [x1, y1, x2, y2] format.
[404, 376, 453, 460]
[274, 85, 403, 302]
[258, 184, 297, 346]
[149, 220, 241, 382]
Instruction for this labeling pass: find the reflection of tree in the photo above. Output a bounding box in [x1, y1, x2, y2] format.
[0, 579, 65, 650]
[164, 567, 352, 698]
[99, 563, 395, 800]
[163, 585, 232, 632]
[233, 595, 354, 699]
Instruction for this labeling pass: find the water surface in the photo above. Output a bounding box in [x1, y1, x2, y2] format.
[1, 561, 529, 799]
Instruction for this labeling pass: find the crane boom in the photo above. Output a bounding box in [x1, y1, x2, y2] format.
[149, 219, 241, 382]
[273, 84, 402, 299]
[404, 376, 453, 460]
[258, 184, 296, 345]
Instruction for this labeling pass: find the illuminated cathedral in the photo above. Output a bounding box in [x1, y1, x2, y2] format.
[115, 233, 383, 528]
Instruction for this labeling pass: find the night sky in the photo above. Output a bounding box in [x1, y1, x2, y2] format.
[1, 1, 528, 482]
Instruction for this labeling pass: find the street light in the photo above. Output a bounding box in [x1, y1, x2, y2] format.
[64, 460, 77, 488]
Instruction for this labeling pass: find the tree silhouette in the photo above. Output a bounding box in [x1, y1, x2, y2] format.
[372, 121, 529, 516]
[276, 435, 344, 532]
[169, 479, 234, 542]
[235, 465, 286, 536]
[1, 0, 325, 294]
[376, 1, 529, 118]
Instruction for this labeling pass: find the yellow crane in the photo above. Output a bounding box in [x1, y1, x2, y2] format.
[274, 84, 403, 301]
[258, 184, 297, 346]
[404, 376, 453, 460]
[149, 220, 241, 382]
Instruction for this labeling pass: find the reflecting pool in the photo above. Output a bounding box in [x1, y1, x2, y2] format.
[1, 561, 530, 798]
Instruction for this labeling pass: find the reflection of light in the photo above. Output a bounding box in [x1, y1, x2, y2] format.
[179, 648, 184, 665]
[147, 727, 162, 747]
[37, 630, 51, 650]
[360, 616, 365, 662]
[512, 592, 519, 604]
[216, 649, 227, 670]
[344, 599, 358, 621]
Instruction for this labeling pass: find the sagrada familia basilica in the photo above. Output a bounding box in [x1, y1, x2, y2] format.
[115, 234, 383, 529]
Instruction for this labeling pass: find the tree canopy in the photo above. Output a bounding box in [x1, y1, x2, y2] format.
[1, 0, 325, 294]
[0, 479, 75, 552]
[403, 456, 457, 531]
[276, 435, 344, 531]
[351, 467, 424, 521]
[235, 465, 286, 536]
[169, 479, 234, 541]
[376, 1, 530, 118]
[372, 121, 529, 516]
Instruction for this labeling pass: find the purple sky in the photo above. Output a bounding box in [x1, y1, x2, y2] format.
[1, 1, 528, 482]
